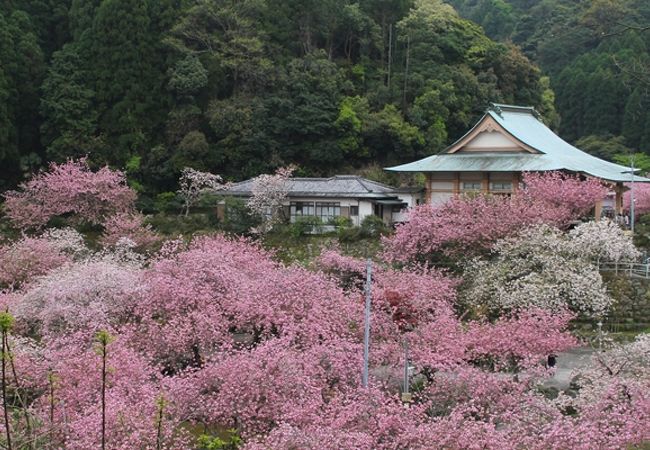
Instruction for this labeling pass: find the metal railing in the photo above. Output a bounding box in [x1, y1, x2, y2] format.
[599, 261, 650, 279]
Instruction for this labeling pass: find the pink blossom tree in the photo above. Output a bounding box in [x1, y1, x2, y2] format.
[623, 182, 650, 217]
[99, 212, 159, 251]
[2, 159, 136, 230]
[0, 232, 646, 449]
[0, 236, 70, 291]
[384, 171, 608, 263]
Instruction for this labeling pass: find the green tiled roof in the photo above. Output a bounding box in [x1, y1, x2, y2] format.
[386, 104, 650, 183]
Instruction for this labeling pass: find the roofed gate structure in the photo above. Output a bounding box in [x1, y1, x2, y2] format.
[386, 103, 650, 218]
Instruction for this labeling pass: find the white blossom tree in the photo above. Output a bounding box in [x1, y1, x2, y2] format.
[568, 219, 640, 263]
[247, 166, 295, 232]
[462, 222, 638, 318]
[555, 333, 650, 419]
[177, 168, 226, 216]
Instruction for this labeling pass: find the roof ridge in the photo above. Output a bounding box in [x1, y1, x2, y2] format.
[489, 103, 541, 120]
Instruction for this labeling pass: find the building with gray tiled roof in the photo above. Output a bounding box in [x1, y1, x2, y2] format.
[220, 175, 423, 226]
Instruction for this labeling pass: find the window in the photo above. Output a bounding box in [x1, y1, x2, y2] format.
[490, 182, 512, 192]
[315, 202, 340, 222]
[350, 206, 359, 216]
[462, 182, 481, 191]
[290, 201, 315, 222]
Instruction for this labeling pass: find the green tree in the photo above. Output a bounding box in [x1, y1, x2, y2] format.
[88, 0, 174, 165]
[575, 134, 633, 161]
[40, 44, 100, 162]
[170, 0, 273, 95]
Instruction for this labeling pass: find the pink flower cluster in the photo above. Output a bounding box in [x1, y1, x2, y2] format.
[0, 235, 602, 448]
[0, 167, 646, 449]
[623, 181, 650, 217]
[3, 158, 136, 229]
[384, 171, 607, 262]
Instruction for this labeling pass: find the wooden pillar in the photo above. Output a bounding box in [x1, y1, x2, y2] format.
[453, 172, 460, 195]
[512, 172, 520, 195]
[595, 198, 603, 222]
[425, 173, 432, 204]
[482, 172, 489, 194]
[615, 182, 624, 215]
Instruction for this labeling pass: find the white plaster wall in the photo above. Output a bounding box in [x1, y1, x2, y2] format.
[358, 201, 374, 221]
[397, 193, 423, 208]
[430, 192, 454, 206]
[463, 130, 521, 150]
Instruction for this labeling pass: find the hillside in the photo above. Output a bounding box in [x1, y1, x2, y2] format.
[0, 0, 550, 200]
[447, 0, 650, 161]
[3, 0, 649, 202]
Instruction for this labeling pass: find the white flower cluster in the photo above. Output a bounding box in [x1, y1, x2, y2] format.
[556, 333, 650, 411]
[247, 166, 295, 233]
[178, 167, 226, 216]
[568, 219, 640, 262]
[42, 227, 88, 258]
[463, 221, 638, 318]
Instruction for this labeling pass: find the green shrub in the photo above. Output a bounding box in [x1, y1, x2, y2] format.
[338, 225, 363, 242]
[360, 214, 389, 237]
[146, 213, 215, 235]
[221, 197, 262, 235]
[337, 215, 389, 242]
[154, 192, 182, 214]
[197, 429, 242, 449]
[290, 216, 323, 237]
[329, 215, 352, 228]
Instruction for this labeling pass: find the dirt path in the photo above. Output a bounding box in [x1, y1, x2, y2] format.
[543, 347, 595, 391]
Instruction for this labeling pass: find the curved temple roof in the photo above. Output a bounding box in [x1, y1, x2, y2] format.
[386, 104, 650, 183]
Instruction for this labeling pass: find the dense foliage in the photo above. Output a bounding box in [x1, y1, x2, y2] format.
[447, 0, 650, 163]
[0, 0, 551, 197]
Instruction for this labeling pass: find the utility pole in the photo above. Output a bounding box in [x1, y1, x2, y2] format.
[631, 155, 636, 233]
[362, 259, 372, 388]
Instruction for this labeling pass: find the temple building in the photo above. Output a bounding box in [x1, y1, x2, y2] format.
[386, 104, 650, 218]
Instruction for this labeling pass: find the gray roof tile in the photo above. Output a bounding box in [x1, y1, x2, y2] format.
[225, 175, 406, 199]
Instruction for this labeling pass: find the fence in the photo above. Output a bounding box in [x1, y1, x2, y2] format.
[599, 261, 650, 279]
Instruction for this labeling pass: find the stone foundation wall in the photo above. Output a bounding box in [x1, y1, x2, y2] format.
[602, 273, 650, 332]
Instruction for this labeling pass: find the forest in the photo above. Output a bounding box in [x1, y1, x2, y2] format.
[0, 0, 574, 201]
[3, 0, 649, 201]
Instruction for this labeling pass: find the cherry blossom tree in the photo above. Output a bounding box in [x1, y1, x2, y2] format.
[0, 228, 88, 290]
[246, 166, 295, 232]
[384, 171, 608, 263]
[11, 258, 144, 339]
[568, 219, 640, 262]
[2, 159, 136, 230]
[177, 167, 226, 216]
[624, 181, 650, 217]
[0, 225, 646, 449]
[462, 224, 617, 318]
[0, 236, 70, 291]
[99, 212, 159, 251]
